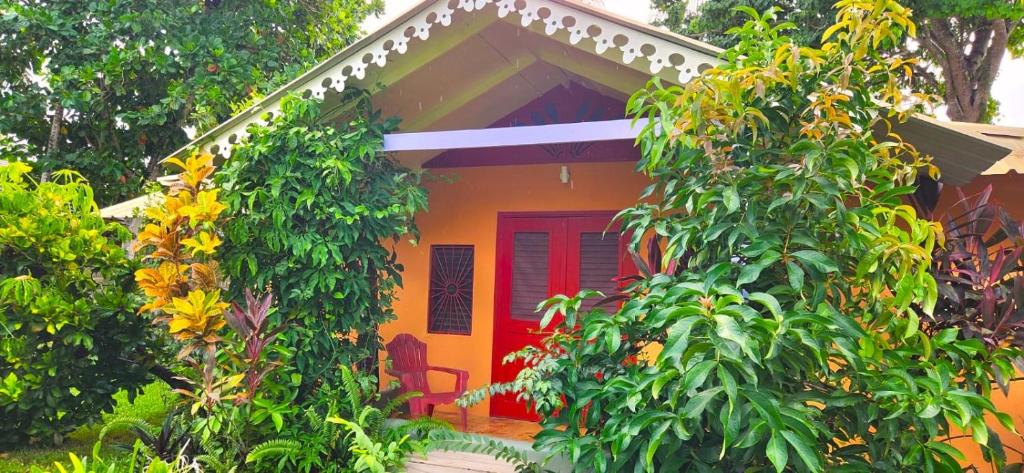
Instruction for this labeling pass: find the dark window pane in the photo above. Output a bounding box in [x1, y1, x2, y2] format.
[428, 245, 474, 334]
[579, 232, 619, 312]
[510, 232, 550, 321]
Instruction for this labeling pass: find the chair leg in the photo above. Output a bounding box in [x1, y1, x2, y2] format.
[459, 407, 468, 431]
[409, 399, 424, 418]
[427, 404, 435, 417]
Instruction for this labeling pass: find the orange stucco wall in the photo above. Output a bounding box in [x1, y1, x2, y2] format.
[379, 161, 651, 416]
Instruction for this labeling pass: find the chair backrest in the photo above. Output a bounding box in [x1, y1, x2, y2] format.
[386, 334, 430, 394]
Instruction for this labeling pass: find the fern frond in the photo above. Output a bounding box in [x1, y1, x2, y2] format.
[197, 433, 218, 456]
[428, 430, 546, 472]
[380, 390, 422, 418]
[304, 406, 325, 433]
[195, 454, 231, 473]
[99, 416, 158, 443]
[393, 417, 453, 439]
[339, 365, 362, 414]
[357, 406, 385, 438]
[244, 439, 302, 464]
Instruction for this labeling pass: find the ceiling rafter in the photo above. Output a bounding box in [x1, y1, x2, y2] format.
[402, 53, 541, 131]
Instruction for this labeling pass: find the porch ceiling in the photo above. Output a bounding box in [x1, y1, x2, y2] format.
[319, 18, 653, 168]
[360, 23, 645, 120]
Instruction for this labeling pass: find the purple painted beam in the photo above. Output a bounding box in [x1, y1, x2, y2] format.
[382, 118, 650, 152]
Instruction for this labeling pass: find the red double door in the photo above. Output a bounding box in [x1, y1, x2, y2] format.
[490, 212, 630, 420]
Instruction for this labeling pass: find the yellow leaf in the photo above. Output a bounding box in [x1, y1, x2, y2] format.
[168, 317, 192, 334]
[182, 231, 223, 256]
[135, 262, 187, 303]
[223, 374, 246, 389]
[180, 190, 227, 226]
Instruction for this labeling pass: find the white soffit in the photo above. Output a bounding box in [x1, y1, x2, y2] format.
[179, 0, 720, 159]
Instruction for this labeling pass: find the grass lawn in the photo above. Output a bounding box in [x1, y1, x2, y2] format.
[0, 382, 174, 473]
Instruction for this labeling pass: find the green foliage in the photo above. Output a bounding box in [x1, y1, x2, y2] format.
[0, 162, 155, 448]
[244, 439, 302, 466]
[218, 93, 429, 394]
[653, 0, 1024, 122]
[477, 2, 1022, 472]
[102, 410, 199, 465]
[0, 0, 383, 205]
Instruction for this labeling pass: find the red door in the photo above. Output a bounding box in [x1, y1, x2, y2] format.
[490, 212, 629, 419]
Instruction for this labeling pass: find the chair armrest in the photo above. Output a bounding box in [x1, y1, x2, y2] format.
[428, 366, 469, 393]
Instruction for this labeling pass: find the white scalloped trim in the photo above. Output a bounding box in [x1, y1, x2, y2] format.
[203, 0, 717, 157]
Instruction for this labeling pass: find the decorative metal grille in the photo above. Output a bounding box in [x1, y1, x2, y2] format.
[428, 245, 474, 334]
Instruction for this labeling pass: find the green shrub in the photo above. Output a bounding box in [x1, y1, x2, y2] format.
[217, 92, 428, 395]
[0, 163, 154, 447]
[469, 2, 1021, 472]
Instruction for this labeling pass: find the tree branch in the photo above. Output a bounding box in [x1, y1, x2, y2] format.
[148, 363, 194, 393]
[972, 19, 1010, 120]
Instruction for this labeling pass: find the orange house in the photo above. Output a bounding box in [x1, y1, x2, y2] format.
[100, 0, 1024, 463]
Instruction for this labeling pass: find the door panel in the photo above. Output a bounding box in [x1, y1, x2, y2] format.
[509, 232, 553, 321]
[490, 216, 565, 419]
[490, 213, 625, 420]
[566, 215, 627, 313]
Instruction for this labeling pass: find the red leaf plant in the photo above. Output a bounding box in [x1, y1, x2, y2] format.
[922, 185, 1024, 392]
[224, 289, 286, 403]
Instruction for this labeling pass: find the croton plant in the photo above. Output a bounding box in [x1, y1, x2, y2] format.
[133, 152, 240, 410]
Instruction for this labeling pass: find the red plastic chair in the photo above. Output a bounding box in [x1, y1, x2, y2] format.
[385, 333, 469, 429]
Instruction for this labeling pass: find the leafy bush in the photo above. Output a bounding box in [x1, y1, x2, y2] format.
[0, 163, 153, 447]
[217, 92, 428, 394]
[470, 2, 1022, 472]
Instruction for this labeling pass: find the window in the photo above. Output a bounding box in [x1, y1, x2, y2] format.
[427, 245, 474, 334]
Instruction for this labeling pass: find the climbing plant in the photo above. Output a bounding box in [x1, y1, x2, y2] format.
[217, 92, 428, 396]
[470, 1, 1022, 472]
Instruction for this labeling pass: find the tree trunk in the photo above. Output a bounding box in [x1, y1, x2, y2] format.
[42, 101, 64, 182]
[921, 18, 1012, 123]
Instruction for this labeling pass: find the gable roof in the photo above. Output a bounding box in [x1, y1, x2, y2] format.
[174, 0, 721, 160]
